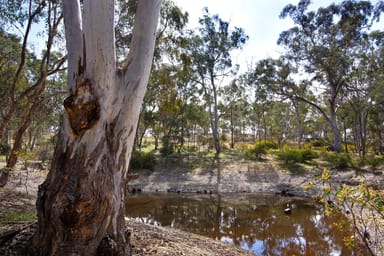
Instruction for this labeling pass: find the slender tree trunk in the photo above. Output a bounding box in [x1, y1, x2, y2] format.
[203, 78, 221, 158]
[211, 81, 221, 158]
[329, 105, 342, 153]
[377, 129, 383, 155]
[32, 1, 161, 255]
[295, 94, 342, 152]
[262, 113, 267, 142]
[357, 110, 368, 158]
[0, 109, 15, 142]
[230, 106, 234, 149]
[343, 118, 348, 153]
[325, 83, 342, 153]
[6, 81, 45, 170]
[292, 99, 303, 149]
[1, 86, 45, 187]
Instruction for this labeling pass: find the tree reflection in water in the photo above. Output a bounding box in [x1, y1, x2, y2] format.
[125, 193, 366, 256]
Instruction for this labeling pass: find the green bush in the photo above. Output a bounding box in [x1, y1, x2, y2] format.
[246, 140, 278, 160]
[301, 149, 318, 161]
[130, 150, 156, 171]
[310, 139, 327, 147]
[357, 155, 384, 168]
[277, 149, 318, 163]
[0, 142, 10, 155]
[260, 140, 278, 149]
[325, 152, 352, 168]
[160, 136, 173, 157]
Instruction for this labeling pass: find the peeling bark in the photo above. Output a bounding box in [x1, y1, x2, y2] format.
[32, 0, 161, 255]
[64, 75, 100, 137]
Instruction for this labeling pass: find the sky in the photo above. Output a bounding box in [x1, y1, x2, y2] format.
[173, 0, 382, 73]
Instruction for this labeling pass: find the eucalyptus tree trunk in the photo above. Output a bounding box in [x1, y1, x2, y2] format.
[210, 75, 221, 158]
[32, 0, 161, 255]
[329, 90, 342, 153]
[292, 99, 303, 149]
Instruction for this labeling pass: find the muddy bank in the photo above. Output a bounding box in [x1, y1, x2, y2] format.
[1, 159, 383, 255]
[0, 166, 253, 256]
[129, 158, 318, 197]
[128, 157, 384, 198]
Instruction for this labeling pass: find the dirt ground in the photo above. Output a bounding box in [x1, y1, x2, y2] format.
[128, 156, 384, 197]
[0, 165, 253, 256]
[0, 157, 383, 255]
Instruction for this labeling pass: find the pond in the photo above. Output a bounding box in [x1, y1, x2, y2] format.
[125, 193, 365, 256]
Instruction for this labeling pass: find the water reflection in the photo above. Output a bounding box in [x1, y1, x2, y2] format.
[125, 193, 363, 256]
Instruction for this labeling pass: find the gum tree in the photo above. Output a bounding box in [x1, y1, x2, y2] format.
[0, 0, 65, 185]
[187, 8, 248, 158]
[32, 0, 161, 255]
[278, 0, 377, 152]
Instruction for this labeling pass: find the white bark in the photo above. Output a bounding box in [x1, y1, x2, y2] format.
[83, 0, 116, 113]
[62, 0, 83, 92]
[33, 0, 162, 254]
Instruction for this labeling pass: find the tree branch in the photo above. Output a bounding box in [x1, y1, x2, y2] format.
[294, 95, 331, 124]
[63, 0, 83, 92]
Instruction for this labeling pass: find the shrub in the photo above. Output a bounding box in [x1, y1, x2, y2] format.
[160, 136, 173, 157]
[310, 139, 327, 147]
[325, 152, 352, 169]
[277, 150, 302, 163]
[235, 143, 251, 153]
[246, 140, 278, 160]
[0, 142, 10, 155]
[130, 150, 156, 171]
[315, 168, 384, 254]
[361, 155, 384, 168]
[260, 140, 278, 150]
[277, 149, 318, 164]
[301, 149, 318, 162]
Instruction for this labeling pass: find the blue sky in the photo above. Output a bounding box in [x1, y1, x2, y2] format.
[173, 0, 382, 72]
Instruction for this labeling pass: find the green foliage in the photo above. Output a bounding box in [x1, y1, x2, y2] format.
[325, 153, 353, 169]
[160, 135, 174, 157]
[358, 155, 384, 168]
[313, 168, 384, 254]
[310, 139, 327, 148]
[130, 150, 156, 171]
[260, 140, 278, 149]
[0, 210, 36, 225]
[277, 149, 318, 163]
[301, 149, 318, 162]
[0, 142, 10, 155]
[246, 140, 278, 160]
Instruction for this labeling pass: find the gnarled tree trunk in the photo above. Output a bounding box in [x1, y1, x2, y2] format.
[32, 0, 161, 255]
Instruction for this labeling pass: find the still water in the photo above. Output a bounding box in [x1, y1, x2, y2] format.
[125, 193, 364, 256]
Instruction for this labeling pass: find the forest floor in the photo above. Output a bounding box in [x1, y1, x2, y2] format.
[0, 155, 383, 255]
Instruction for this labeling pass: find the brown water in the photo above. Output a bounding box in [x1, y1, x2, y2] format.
[125, 193, 365, 256]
